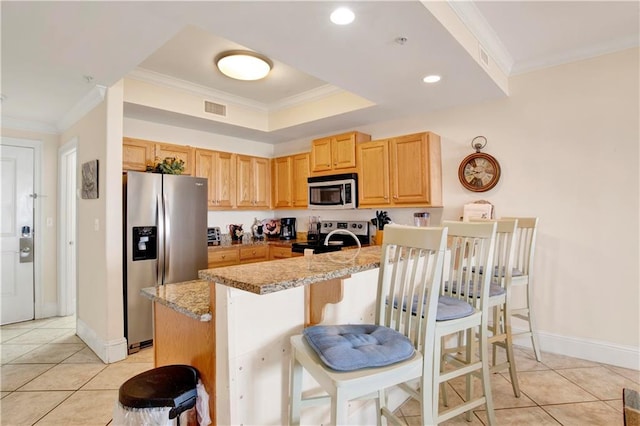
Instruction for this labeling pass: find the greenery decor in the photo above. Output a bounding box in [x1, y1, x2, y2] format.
[148, 157, 185, 174]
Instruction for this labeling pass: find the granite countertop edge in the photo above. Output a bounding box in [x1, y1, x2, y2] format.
[140, 280, 212, 322]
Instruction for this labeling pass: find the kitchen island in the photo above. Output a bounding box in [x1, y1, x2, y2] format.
[143, 246, 404, 425]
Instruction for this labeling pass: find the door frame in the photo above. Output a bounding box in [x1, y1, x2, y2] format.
[0, 137, 43, 319]
[58, 138, 78, 316]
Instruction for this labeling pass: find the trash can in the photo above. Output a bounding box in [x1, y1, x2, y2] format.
[113, 364, 210, 426]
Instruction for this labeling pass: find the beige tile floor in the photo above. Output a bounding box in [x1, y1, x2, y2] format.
[1, 316, 638, 425]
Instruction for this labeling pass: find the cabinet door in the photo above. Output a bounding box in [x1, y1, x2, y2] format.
[123, 138, 153, 171]
[154, 143, 195, 176]
[269, 245, 292, 260]
[194, 149, 217, 209]
[332, 133, 357, 171]
[207, 248, 239, 268]
[252, 157, 271, 208]
[236, 155, 253, 208]
[214, 151, 236, 208]
[310, 138, 332, 173]
[357, 140, 391, 206]
[273, 156, 293, 208]
[239, 245, 269, 264]
[390, 133, 430, 204]
[292, 153, 310, 208]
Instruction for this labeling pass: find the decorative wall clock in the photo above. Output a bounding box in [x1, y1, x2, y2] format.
[458, 136, 501, 192]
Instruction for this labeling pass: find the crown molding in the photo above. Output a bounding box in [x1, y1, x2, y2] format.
[1, 115, 59, 135]
[511, 35, 640, 75]
[447, 0, 514, 75]
[128, 68, 268, 112]
[56, 85, 107, 132]
[128, 68, 344, 114]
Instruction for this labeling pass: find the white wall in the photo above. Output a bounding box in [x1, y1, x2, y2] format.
[61, 82, 126, 363]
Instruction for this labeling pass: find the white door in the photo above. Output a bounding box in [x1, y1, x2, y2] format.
[59, 143, 77, 316]
[1, 144, 35, 324]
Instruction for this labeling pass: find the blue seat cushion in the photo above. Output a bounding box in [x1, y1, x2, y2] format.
[390, 295, 475, 321]
[302, 324, 415, 371]
[436, 296, 475, 321]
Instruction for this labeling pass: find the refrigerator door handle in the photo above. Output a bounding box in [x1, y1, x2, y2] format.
[156, 194, 164, 286]
[163, 193, 171, 280]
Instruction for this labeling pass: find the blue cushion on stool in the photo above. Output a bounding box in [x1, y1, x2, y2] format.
[303, 324, 415, 372]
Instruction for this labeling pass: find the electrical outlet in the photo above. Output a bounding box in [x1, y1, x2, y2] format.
[94, 218, 99, 231]
[46, 217, 53, 227]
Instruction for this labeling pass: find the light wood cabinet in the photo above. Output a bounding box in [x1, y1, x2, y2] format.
[123, 137, 154, 171]
[207, 247, 240, 268]
[195, 149, 236, 209]
[310, 131, 370, 176]
[239, 245, 269, 264]
[272, 153, 310, 209]
[123, 137, 195, 176]
[357, 132, 442, 207]
[236, 155, 270, 208]
[269, 245, 292, 260]
[272, 156, 293, 208]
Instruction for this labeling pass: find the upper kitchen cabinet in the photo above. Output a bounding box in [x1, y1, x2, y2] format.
[194, 149, 236, 209]
[310, 131, 371, 176]
[155, 143, 195, 176]
[123, 137, 154, 171]
[236, 155, 270, 209]
[292, 153, 310, 207]
[272, 153, 310, 209]
[357, 132, 442, 207]
[122, 137, 195, 176]
[272, 156, 292, 208]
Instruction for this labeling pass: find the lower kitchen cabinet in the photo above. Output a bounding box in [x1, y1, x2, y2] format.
[239, 245, 269, 264]
[269, 245, 293, 260]
[207, 247, 240, 268]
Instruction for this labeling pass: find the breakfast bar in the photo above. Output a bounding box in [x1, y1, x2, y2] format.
[142, 246, 392, 425]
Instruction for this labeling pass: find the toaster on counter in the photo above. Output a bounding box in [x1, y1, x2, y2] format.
[207, 227, 221, 245]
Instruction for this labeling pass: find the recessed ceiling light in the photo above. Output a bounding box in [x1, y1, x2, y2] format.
[215, 50, 273, 81]
[423, 75, 441, 84]
[330, 7, 355, 25]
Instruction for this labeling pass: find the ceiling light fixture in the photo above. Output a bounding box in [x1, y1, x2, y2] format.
[215, 50, 273, 81]
[423, 75, 442, 83]
[330, 7, 355, 25]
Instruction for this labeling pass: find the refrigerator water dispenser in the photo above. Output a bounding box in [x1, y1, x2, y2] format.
[132, 226, 157, 261]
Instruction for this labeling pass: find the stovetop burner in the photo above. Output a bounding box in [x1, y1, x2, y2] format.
[292, 220, 370, 254]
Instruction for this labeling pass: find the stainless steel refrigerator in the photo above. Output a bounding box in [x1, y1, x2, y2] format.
[123, 171, 208, 353]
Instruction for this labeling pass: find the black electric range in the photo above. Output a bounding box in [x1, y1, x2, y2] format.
[291, 220, 370, 254]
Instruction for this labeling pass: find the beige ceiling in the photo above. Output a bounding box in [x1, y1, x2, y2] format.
[2, 1, 638, 143]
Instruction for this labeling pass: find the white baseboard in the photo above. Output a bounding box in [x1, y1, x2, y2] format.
[512, 325, 640, 370]
[76, 318, 127, 364]
[36, 302, 59, 319]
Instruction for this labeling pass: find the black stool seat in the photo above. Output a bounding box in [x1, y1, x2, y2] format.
[119, 365, 199, 420]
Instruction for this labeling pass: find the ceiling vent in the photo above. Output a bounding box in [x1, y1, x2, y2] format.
[204, 100, 227, 116]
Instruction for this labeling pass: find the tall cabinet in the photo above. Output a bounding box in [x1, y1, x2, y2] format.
[357, 132, 442, 207]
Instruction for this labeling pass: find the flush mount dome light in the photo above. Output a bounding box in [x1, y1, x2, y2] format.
[423, 75, 442, 83]
[215, 50, 273, 81]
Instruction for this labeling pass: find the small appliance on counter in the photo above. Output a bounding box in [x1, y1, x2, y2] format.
[292, 220, 369, 254]
[207, 227, 221, 245]
[280, 217, 297, 240]
[307, 216, 320, 242]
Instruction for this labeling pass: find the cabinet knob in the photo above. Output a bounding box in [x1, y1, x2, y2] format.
[221, 255, 226, 259]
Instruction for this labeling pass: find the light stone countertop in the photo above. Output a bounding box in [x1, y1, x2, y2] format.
[141, 280, 212, 322]
[141, 246, 382, 320]
[199, 246, 382, 295]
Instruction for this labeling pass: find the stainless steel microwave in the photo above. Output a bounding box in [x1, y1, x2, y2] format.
[308, 173, 358, 209]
